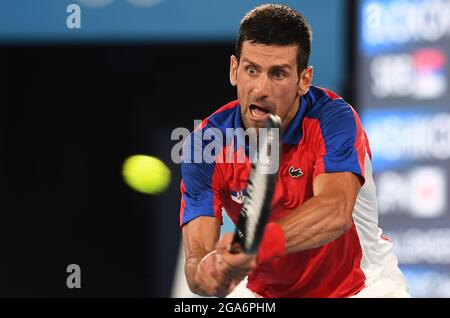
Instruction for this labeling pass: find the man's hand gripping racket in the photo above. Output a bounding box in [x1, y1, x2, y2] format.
[230, 114, 282, 255]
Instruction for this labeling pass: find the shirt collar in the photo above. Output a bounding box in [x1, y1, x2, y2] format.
[282, 95, 308, 145]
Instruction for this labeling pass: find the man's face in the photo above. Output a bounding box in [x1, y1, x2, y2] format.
[230, 41, 312, 132]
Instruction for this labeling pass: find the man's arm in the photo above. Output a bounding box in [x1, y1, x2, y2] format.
[182, 216, 257, 297]
[182, 216, 224, 296]
[277, 172, 362, 254]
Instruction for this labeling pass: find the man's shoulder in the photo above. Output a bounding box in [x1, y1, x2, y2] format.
[209, 100, 240, 118]
[305, 86, 357, 122]
[310, 86, 342, 101]
[193, 100, 240, 133]
[181, 100, 240, 158]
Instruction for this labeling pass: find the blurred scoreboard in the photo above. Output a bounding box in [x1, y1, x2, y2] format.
[357, 0, 450, 297]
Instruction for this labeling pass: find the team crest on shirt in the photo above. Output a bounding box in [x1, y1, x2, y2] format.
[230, 189, 247, 204]
[289, 165, 304, 178]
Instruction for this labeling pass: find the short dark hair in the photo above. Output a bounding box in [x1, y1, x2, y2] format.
[235, 4, 312, 72]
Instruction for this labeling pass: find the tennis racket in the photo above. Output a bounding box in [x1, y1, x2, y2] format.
[230, 114, 282, 254]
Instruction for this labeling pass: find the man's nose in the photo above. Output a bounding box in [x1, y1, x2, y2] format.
[254, 73, 271, 98]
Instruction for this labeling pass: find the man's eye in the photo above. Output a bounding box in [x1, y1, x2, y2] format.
[273, 71, 286, 79]
[247, 66, 257, 75]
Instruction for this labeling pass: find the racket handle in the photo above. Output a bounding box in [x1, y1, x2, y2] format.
[229, 238, 258, 255]
[228, 242, 243, 254]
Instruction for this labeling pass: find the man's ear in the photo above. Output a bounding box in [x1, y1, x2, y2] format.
[230, 55, 238, 87]
[298, 66, 313, 95]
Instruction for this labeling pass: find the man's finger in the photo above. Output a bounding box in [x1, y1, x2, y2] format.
[215, 233, 234, 251]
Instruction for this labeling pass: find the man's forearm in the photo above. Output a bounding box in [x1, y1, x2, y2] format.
[184, 254, 209, 296]
[182, 216, 222, 295]
[277, 192, 354, 254]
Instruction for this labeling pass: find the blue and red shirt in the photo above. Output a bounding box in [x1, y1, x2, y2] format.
[180, 86, 392, 297]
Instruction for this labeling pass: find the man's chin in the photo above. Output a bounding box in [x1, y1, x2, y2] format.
[243, 116, 265, 130]
[243, 122, 263, 133]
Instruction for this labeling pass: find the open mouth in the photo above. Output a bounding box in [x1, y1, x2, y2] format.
[249, 104, 271, 119]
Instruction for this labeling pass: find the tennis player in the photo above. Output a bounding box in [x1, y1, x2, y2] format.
[179, 4, 410, 298]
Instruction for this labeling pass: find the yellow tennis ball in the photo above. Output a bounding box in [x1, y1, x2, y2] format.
[122, 155, 171, 195]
